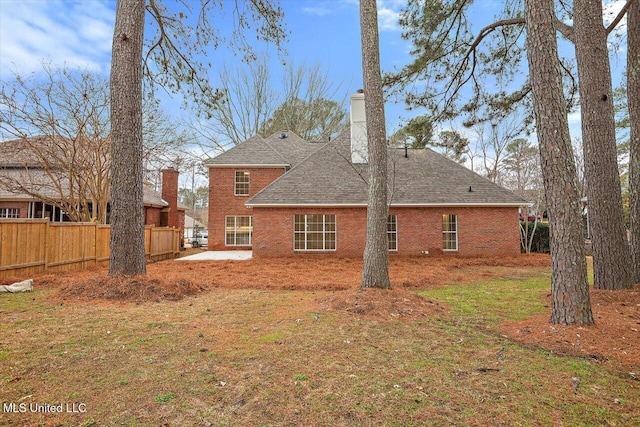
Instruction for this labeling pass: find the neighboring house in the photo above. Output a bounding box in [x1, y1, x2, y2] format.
[0, 137, 185, 237]
[184, 214, 206, 240]
[205, 92, 528, 258]
[184, 214, 208, 247]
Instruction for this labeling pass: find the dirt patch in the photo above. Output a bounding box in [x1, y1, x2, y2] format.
[319, 287, 447, 319]
[501, 285, 640, 371]
[53, 274, 208, 303]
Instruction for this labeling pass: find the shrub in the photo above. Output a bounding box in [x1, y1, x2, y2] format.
[520, 221, 550, 253]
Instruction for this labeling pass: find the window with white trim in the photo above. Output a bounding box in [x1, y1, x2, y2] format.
[387, 214, 397, 251]
[0, 208, 20, 218]
[225, 216, 252, 246]
[442, 214, 458, 251]
[234, 171, 250, 196]
[294, 214, 336, 251]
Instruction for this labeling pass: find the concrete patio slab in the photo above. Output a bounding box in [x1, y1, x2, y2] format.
[176, 251, 253, 261]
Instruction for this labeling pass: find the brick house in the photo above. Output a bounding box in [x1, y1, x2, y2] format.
[0, 137, 185, 236]
[205, 92, 527, 257]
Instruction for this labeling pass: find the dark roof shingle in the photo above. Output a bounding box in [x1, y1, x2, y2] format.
[246, 129, 527, 207]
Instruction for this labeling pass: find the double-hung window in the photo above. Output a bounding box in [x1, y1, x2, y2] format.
[442, 214, 458, 251]
[294, 214, 336, 251]
[226, 216, 252, 246]
[387, 214, 397, 251]
[234, 171, 249, 196]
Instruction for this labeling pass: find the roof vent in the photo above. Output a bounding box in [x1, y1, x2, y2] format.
[279, 132, 288, 139]
[468, 186, 473, 192]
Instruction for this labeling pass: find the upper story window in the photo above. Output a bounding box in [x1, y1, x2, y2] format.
[0, 208, 20, 218]
[442, 214, 458, 251]
[234, 171, 250, 196]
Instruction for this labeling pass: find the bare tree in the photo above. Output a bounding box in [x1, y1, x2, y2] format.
[141, 98, 198, 183]
[109, 0, 286, 276]
[1, 64, 197, 225]
[195, 59, 348, 150]
[360, 0, 391, 289]
[525, 0, 592, 324]
[263, 61, 348, 140]
[465, 109, 528, 185]
[0, 66, 111, 223]
[195, 58, 278, 148]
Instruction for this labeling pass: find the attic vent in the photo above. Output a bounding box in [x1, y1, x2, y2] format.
[279, 132, 288, 139]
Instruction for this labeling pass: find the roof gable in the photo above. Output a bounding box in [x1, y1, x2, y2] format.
[204, 131, 326, 168]
[204, 135, 289, 167]
[247, 128, 528, 207]
[248, 132, 368, 206]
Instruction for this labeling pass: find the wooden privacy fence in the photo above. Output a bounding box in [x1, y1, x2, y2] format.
[0, 219, 180, 279]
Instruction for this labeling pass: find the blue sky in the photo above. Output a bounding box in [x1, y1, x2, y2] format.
[0, 0, 512, 133]
[0, 0, 630, 143]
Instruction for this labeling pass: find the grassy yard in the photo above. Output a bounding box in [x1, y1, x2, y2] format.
[0, 256, 638, 426]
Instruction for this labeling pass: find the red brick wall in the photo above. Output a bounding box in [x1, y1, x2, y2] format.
[145, 206, 162, 227]
[208, 167, 286, 250]
[251, 206, 520, 258]
[161, 168, 179, 229]
[0, 201, 30, 218]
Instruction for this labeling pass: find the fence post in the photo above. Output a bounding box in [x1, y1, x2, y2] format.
[44, 218, 50, 272]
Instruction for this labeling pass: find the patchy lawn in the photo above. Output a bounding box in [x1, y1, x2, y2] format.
[0, 254, 638, 426]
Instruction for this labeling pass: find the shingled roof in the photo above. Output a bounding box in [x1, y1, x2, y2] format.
[204, 131, 325, 168]
[0, 137, 168, 208]
[245, 128, 528, 207]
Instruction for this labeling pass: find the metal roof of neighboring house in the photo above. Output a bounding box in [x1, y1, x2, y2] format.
[246, 129, 528, 207]
[204, 131, 325, 168]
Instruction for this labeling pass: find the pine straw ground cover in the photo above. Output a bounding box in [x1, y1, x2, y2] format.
[0, 254, 638, 426]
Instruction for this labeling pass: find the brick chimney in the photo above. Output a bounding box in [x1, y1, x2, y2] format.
[350, 90, 368, 164]
[161, 167, 179, 229]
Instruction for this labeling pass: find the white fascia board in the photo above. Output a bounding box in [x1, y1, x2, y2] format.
[389, 202, 531, 207]
[246, 202, 529, 208]
[245, 202, 368, 208]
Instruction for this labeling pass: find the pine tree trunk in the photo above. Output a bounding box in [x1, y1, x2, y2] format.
[525, 0, 593, 324]
[574, 0, 633, 290]
[109, 0, 147, 276]
[360, 0, 391, 289]
[628, 0, 640, 284]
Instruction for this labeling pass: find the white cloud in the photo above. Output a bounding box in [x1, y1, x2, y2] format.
[301, 6, 333, 17]
[378, 6, 401, 31]
[330, 0, 402, 31]
[0, 0, 115, 79]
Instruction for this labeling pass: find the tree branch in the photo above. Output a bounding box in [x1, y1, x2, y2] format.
[606, 0, 636, 34]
